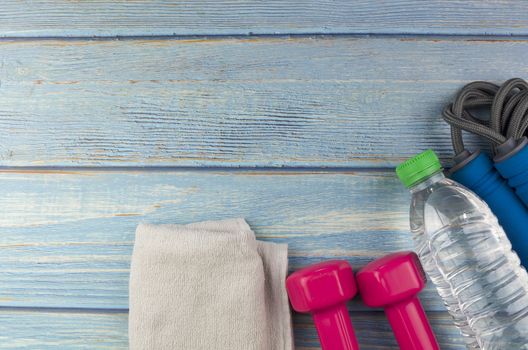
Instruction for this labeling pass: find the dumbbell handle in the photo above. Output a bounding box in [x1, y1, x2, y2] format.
[385, 298, 439, 350]
[312, 304, 359, 350]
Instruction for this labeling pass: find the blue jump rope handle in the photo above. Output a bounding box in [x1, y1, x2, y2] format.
[495, 144, 528, 208]
[451, 152, 528, 267]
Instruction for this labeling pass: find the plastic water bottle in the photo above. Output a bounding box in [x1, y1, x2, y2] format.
[396, 150, 528, 349]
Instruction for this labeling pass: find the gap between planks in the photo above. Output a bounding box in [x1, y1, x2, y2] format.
[0, 305, 448, 316]
[0, 166, 396, 175]
[1, 33, 528, 42]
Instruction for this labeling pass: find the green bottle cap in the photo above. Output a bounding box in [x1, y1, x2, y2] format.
[396, 150, 442, 188]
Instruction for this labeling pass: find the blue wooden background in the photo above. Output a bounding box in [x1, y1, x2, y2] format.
[1, 1, 528, 348]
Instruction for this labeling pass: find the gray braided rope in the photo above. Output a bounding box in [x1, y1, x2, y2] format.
[442, 79, 528, 156]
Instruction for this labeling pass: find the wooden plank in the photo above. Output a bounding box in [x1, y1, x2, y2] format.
[1, 37, 525, 167]
[0, 309, 128, 349]
[0, 309, 465, 349]
[0, 1, 528, 37]
[0, 169, 452, 310]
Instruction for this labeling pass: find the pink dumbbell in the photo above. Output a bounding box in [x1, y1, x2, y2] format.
[356, 251, 439, 350]
[286, 260, 359, 350]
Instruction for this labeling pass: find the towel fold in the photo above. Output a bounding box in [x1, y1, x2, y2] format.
[129, 218, 293, 350]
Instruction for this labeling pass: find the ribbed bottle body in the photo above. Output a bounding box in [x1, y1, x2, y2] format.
[410, 173, 480, 349]
[423, 180, 528, 349]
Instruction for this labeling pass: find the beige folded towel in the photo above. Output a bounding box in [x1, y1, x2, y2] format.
[129, 218, 293, 350]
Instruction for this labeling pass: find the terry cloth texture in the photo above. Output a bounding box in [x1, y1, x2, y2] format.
[129, 218, 293, 350]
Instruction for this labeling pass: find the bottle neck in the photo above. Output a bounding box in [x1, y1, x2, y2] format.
[409, 171, 445, 194]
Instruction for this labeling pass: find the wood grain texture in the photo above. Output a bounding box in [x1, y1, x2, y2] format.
[0, 310, 465, 349]
[0, 309, 128, 349]
[0, 169, 457, 310]
[0, 1, 528, 37]
[2, 36, 527, 167]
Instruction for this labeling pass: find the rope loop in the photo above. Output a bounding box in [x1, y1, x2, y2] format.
[442, 79, 528, 156]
